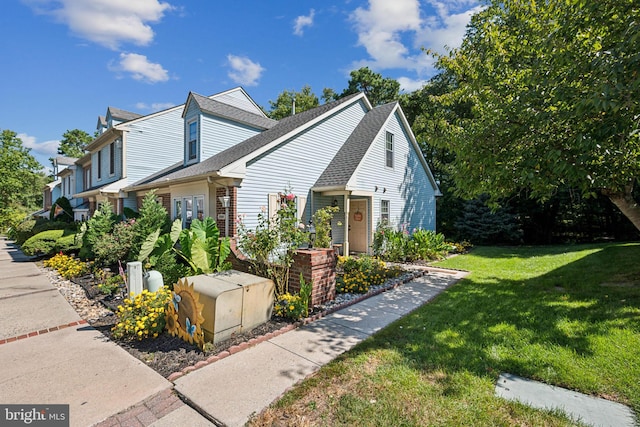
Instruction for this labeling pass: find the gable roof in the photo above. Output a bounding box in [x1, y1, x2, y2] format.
[314, 102, 397, 188]
[107, 107, 143, 122]
[314, 101, 441, 194]
[130, 93, 366, 189]
[184, 92, 277, 130]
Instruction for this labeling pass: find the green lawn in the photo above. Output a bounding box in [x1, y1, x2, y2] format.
[249, 243, 640, 426]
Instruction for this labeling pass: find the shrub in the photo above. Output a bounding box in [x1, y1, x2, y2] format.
[79, 201, 117, 260]
[12, 219, 36, 245]
[49, 197, 74, 222]
[93, 219, 136, 267]
[311, 205, 339, 248]
[153, 251, 190, 290]
[130, 190, 171, 261]
[111, 287, 171, 341]
[336, 255, 393, 294]
[274, 274, 313, 319]
[373, 222, 452, 262]
[98, 274, 124, 296]
[43, 253, 87, 279]
[22, 229, 79, 256]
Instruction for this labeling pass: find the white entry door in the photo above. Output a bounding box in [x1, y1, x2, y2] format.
[349, 200, 368, 253]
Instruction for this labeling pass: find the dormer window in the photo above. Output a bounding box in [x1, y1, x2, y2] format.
[109, 142, 115, 175]
[188, 120, 198, 161]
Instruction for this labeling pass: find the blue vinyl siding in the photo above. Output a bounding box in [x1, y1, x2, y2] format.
[125, 107, 184, 183]
[200, 114, 263, 161]
[212, 89, 264, 115]
[351, 111, 436, 231]
[235, 100, 369, 229]
[92, 141, 122, 186]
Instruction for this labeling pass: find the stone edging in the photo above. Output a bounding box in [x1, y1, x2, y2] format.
[0, 320, 88, 345]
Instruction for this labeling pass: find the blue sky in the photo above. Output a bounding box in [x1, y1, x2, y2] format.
[1, 0, 481, 171]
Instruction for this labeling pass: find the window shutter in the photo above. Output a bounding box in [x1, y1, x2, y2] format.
[296, 196, 307, 224]
[268, 193, 278, 228]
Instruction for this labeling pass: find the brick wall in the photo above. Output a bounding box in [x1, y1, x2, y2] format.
[228, 241, 337, 306]
[216, 187, 237, 238]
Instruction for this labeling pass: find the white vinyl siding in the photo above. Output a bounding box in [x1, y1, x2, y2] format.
[236, 100, 369, 230]
[385, 131, 394, 168]
[125, 106, 184, 183]
[351, 111, 437, 231]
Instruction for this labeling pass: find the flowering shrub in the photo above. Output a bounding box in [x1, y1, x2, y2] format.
[43, 252, 87, 279]
[336, 255, 399, 294]
[93, 218, 137, 266]
[111, 287, 171, 340]
[274, 293, 307, 319]
[373, 222, 453, 262]
[237, 189, 308, 297]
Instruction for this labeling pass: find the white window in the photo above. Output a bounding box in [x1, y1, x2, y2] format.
[84, 167, 91, 190]
[381, 200, 390, 222]
[188, 121, 198, 161]
[177, 195, 205, 228]
[385, 131, 394, 168]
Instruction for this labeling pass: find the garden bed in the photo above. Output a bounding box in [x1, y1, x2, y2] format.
[43, 263, 426, 379]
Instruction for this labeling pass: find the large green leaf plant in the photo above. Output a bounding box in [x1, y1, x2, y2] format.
[138, 217, 231, 275]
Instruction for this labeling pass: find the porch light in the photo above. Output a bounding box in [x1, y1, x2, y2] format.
[218, 196, 231, 208]
[332, 198, 338, 207]
[308, 221, 316, 249]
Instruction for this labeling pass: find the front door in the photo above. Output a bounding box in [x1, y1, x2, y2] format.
[349, 200, 368, 253]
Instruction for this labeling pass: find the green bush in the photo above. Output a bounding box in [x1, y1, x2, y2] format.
[129, 190, 171, 261]
[79, 201, 117, 260]
[12, 219, 36, 244]
[336, 255, 394, 294]
[93, 219, 136, 267]
[373, 222, 452, 262]
[49, 197, 74, 223]
[153, 251, 190, 289]
[22, 229, 79, 256]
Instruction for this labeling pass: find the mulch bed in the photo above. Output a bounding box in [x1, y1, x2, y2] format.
[71, 274, 293, 378]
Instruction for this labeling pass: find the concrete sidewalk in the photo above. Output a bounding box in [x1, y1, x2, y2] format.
[0, 236, 469, 427]
[172, 270, 467, 426]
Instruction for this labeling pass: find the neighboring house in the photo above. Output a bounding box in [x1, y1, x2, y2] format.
[37, 156, 78, 219]
[73, 87, 269, 217]
[126, 91, 441, 255]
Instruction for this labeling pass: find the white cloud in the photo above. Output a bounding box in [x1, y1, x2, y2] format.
[135, 102, 175, 111]
[417, 1, 485, 54]
[226, 55, 265, 87]
[293, 9, 315, 36]
[18, 133, 59, 156]
[397, 76, 427, 92]
[348, 0, 480, 76]
[109, 53, 169, 83]
[26, 0, 173, 50]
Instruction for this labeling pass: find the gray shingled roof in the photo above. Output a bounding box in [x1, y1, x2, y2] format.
[141, 93, 364, 185]
[190, 92, 277, 130]
[107, 107, 143, 122]
[314, 102, 397, 188]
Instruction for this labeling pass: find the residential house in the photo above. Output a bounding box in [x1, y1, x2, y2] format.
[71, 88, 272, 218]
[126, 91, 440, 255]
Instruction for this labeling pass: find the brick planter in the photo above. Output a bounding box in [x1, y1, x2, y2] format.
[228, 241, 337, 305]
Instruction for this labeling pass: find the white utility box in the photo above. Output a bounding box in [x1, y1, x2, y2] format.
[188, 270, 274, 344]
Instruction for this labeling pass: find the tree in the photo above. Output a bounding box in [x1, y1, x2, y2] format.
[0, 130, 46, 230]
[57, 129, 92, 158]
[268, 85, 319, 119]
[432, 0, 640, 231]
[341, 67, 400, 106]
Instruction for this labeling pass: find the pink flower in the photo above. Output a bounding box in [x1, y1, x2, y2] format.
[285, 193, 296, 201]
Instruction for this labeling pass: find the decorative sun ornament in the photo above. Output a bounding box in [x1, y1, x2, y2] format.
[165, 278, 205, 350]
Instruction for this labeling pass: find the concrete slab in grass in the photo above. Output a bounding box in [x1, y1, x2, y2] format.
[495, 373, 636, 427]
[174, 340, 320, 427]
[268, 317, 368, 365]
